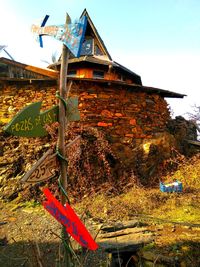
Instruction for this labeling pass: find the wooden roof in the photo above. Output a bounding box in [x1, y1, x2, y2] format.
[51, 55, 142, 82]
[0, 57, 59, 79]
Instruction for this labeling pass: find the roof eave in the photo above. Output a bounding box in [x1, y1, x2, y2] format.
[0, 57, 59, 78]
[66, 77, 186, 98]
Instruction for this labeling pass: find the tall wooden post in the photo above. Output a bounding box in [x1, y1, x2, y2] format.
[58, 44, 69, 205]
[58, 26, 70, 265]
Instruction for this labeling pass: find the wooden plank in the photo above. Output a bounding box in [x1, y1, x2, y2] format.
[21, 135, 80, 183]
[4, 97, 79, 137]
[21, 149, 58, 183]
[186, 140, 200, 146]
[4, 102, 58, 137]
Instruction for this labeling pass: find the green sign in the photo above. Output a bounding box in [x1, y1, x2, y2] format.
[66, 97, 80, 122]
[4, 97, 80, 137]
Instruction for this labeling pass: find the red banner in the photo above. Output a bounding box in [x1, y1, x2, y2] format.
[42, 188, 98, 250]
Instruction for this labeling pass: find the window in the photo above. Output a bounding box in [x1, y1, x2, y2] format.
[117, 74, 126, 82]
[68, 70, 77, 77]
[0, 63, 8, 77]
[80, 38, 93, 56]
[93, 70, 104, 79]
[95, 44, 103, 56]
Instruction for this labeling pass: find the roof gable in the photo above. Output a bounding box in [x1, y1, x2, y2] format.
[78, 9, 112, 61]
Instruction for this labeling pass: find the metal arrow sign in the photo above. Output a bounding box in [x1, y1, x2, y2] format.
[4, 97, 80, 137]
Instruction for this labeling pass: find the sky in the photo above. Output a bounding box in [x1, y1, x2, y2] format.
[0, 0, 200, 118]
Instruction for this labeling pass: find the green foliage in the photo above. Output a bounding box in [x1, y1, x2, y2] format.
[142, 242, 156, 251]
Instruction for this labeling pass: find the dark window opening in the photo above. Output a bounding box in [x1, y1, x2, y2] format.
[93, 70, 104, 79]
[80, 38, 93, 56]
[0, 63, 8, 77]
[117, 74, 126, 81]
[68, 70, 77, 77]
[95, 44, 103, 56]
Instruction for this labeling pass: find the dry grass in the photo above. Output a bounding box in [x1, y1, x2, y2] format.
[75, 153, 200, 224]
[163, 153, 200, 190]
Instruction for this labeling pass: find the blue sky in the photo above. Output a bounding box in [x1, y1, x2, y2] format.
[1, 0, 200, 117]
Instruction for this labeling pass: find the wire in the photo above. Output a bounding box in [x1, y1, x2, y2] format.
[56, 91, 68, 114]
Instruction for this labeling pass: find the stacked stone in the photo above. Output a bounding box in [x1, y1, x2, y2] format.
[71, 81, 170, 142]
[0, 83, 57, 124]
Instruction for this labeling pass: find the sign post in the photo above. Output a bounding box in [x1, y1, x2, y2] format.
[58, 43, 69, 205]
[58, 43, 72, 264]
[4, 12, 98, 265]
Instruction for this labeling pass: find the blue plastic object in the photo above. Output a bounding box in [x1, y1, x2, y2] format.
[160, 180, 183, 193]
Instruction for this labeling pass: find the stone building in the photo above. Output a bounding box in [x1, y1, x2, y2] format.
[0, 9, 185, 173]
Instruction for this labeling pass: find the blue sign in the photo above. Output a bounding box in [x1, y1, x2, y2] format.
[32, 15, 87, 57]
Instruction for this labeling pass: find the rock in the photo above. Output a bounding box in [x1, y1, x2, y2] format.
[98, 227, 149, 239]
[139, 250, 176, 265]
[97, 228, 153, 253]
[100, 219, 146, 232]
[24, 220, 32, 225]
[97, 220, 154, 253]
[142, 260, 165, 267]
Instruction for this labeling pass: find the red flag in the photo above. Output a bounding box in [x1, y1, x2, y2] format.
[42, 188, 98, 250]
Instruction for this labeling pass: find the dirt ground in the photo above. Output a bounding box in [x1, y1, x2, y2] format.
[1, 200, 200, 267]
[0, 202, 60, 267]
[0, 201, 109, 267]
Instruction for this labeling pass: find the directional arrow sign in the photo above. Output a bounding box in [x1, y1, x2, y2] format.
[21, 135, 80, 184]
[4, 97, 80, 137]
[21, 148, 58, 183]
[43, 188, 98, 250]
[4, 102, 58, 137]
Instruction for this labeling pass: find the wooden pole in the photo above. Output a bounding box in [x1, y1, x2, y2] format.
[58, 29, 71, 265]
[58, 44, 69, 205]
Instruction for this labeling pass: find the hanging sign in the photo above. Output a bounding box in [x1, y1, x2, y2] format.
[4, 97, 80, 137]
[31, 14, 87, 57]
[43, 188, 98, 250]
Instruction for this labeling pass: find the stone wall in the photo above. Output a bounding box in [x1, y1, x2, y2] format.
[71, 80, 171, 166]
[167, 116, 199, 155]
[0, 81, 170, 156]
[72, 81, 170, 136]
[0, 81, 57, 124]
[0, 80, 171, 163]
[0, 80, 177, 199]
[0, 80, 170, 131]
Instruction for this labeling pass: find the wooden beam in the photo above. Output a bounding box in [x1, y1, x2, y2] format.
[186, 140, 200, 146]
